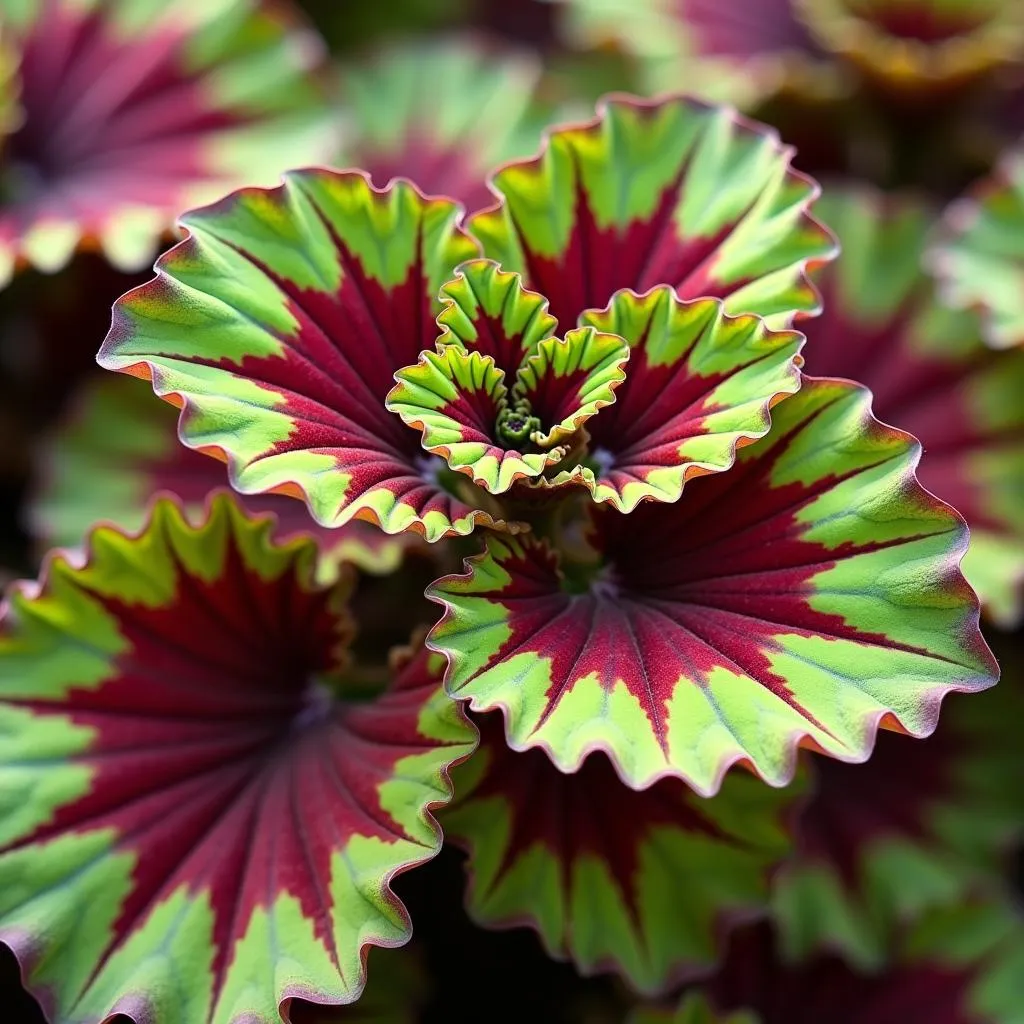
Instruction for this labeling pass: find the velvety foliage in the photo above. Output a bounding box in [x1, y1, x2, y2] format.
[0, 495, 475, 1021]
[428, 379, 998, 794]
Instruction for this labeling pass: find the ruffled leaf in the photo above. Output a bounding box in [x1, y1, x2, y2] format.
[290, 945, 428, 1022]
[28, 374, 418, 576]
[0, 0, 336, 285]
[387, 347, 554, 493]
[427, 378, 998, 795]
[387, 260, 629, 494]
[0, 494, 476, 1022]
[434, 259, 558, 366]
[805, 185, 1024, 624]
[467, 93, 837, 333]
[443, 713, 799, 994]
[550, 288, 804, 511]
[794, 0, 1024, 88]
[338, 36, 546, 214]
[96, 171, 514, 544]
[931, 148, 1024, 350]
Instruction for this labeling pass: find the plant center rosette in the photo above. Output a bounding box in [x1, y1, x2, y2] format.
[97, 93, 835, 542]
[0, 493, 476, 1021]
[386, 259, 632, 496]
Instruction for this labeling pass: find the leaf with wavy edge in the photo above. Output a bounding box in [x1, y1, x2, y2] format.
[387, 260, 629, 494]
[0, 493, 476, 1022]
[290, 944, 428, 1022]
[338, 35, 546, 214]
[0, 0, 335, 286]
[794, 0, 1024, 89]
[467, 93, 837, 334]
[96, 171, 523, 544]
[28, 374, 419, 577]
[630, 994, 756, 1024]
[805, 185, 1024, 625]
[930, 148, 1024, 350]
[547, 288, 804, 512]
[442, 712, 799, 994]
[427, 377, 998, 795]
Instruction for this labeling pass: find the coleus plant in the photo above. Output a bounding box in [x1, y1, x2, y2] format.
[0, 92, 1004, 1019]
[800, 184, 1024, 625]
[0, 0, 335, 286]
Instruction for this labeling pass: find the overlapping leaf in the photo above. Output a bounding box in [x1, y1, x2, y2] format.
[387, 261, 630, 494]
[427, 378, 998, 795]
[28, 374, 417, 576]
[0, 0, 335, 285]
[0, 494, 476, 1022]
[442, 712, 798, 994]
[96, 171, 522, 543]
[774, 677, 1024, 969]
[337, 36, 546, 213]
[551, 287, 804, 511]
[793, 0, 1024, 88]
[931, 148, 1024, 350]
[803, 185, 1024, 624]
[467, 93, 837, 333]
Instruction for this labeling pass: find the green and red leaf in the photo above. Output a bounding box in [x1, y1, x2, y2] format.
[427, 378, 998, 795]
[0, 494, 476, 1022]
[466, 93, 837, 333]
[550, 288, 804, 511]
[338, 35, 546, 214]
[804, 185, 1024, 624]
[931, 148, 1024, 350]
[28, 374, 419, 576]
[0, 0, 336, 285]
[442, 712, 799, 994]
[793, 0, 1024, 88]
[96, 171, 517, 544]
[386, 259, 629, 494]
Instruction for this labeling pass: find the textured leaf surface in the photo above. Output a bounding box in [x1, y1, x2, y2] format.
[427, 378, 998, 794]
[467, 93, 837, 333]
[338, 36, 545, 214]
[96, 171, 511, 543]
[774, 676, 1024, 969]
[684, 908, 1024, 1024]
[443, 712, 798, 993]
[387, 259, 629, 494]
[794, 0, 1024, 87]
[804, 186, 1024, 624]
[932, 149, 1024, 349]
[29, 374, 418, 576]
[0, 0, 335, 285]
[0, 495, 476, 1022]
[551, 288, 803, 511]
